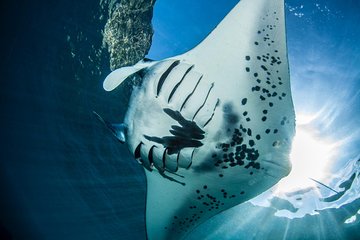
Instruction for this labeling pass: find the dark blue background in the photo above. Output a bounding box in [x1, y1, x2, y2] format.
[1, 0, 146, 239]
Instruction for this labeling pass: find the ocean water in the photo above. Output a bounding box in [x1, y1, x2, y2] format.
[1, 0, 359, 240]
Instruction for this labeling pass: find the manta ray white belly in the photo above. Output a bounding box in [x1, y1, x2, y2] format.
[101, 0, 295, 239]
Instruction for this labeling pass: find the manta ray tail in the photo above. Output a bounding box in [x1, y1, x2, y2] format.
[309, 177, 339, 194]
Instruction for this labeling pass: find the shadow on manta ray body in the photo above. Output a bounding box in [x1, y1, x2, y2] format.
[98, 0, 295, 239]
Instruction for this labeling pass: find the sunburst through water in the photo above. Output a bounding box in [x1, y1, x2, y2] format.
[276, 113, 340, 193]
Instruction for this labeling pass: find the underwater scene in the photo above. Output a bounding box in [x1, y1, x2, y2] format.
[1, 0, 359, 239]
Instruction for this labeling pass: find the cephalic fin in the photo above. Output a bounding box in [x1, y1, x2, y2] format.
[93, 111, 127, 143]
[103, 59, 156, 91]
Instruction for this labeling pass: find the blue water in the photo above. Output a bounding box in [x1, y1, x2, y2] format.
[1, 0, 359, 239]
[1, 0, 146, 239]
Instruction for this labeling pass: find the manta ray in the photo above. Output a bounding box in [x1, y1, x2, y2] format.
[97, 0, 295, 239]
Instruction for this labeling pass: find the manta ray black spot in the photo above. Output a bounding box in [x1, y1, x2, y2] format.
[241, 98, 248, 105]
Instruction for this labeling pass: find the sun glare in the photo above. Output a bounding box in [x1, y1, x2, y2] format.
[276, 114, 338, 193]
